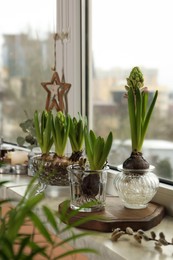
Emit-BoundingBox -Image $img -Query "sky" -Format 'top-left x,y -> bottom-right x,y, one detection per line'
92,0 -> 173,87
0,0 -> 56,67
0,0 -> 56,36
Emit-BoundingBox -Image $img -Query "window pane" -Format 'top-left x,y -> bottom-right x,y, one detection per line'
91,0 -> 173,181
0,0 -> 56,143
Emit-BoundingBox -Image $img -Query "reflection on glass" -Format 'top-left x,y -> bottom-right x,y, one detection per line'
91,0 -> 173,181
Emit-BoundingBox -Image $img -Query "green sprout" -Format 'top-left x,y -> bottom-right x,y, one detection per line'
69,114 -> 86,154
52,111 -> 70,157
0,178 -> 98,259
126,67 -> 158,152
34,110 -> 53,155
84,129 -> 113,170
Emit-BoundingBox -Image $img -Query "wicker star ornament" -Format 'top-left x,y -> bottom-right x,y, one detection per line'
41,71 -> 71,114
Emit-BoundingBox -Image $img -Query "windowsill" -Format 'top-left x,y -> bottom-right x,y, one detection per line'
0,172 -> 173,260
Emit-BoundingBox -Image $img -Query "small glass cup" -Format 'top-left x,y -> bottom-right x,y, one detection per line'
67,164 -> 108,212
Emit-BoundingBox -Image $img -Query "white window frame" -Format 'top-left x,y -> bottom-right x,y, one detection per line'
56,0 -> 84,117
57,0 -> 173,217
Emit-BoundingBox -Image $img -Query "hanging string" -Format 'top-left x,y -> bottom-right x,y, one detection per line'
66,0 -> 69,33
51,33 -> 59,71
61,0 -> 65,82
52,0 -> 70,79
61,0 -> 63,32
61,38 -> 65,82
64,0 -> 69,82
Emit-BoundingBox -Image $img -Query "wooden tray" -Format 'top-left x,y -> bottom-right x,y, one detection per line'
58,197 -> 165,232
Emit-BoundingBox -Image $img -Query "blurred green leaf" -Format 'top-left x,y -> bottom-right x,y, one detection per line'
0,179 -> 98,259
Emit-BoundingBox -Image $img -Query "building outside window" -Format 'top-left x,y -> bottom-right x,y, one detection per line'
0,0 -> 81,145
90,0 -> 173,182
0,0 -> 56,142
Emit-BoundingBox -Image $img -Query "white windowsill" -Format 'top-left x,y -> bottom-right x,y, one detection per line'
0,172 -> 173,260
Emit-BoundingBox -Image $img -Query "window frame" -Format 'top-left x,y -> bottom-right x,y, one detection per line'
78,0 -> 173,215
56,0 -> 82,117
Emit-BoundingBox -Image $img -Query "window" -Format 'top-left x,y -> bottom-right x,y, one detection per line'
0,0 -> 81,145
0,0 -> 56,143
90,0 -> 173,182
1,0 -> 173,184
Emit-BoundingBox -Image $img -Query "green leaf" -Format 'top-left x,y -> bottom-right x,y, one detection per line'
77,119 -> 85,150
135,87 -> 142,151
99,132 -> 113,169
141,91 -> 148,122
85,129 -> 113,170
128,88 -> 137,150
69,116 -> 85,153
41,110 -> 46,138
15,236 -> 31,259
33,110 -> 53,154
57,231 -> 94,246
69,117 -> 78,151
0,237 -> 14,259
52,112 -> 70,156
34,110 -> 42,146
29,211 -> 53,243
90,130 -> 97,145
140,90 -> 158,150
62,115 -> 70,153
93,137 -> 104,169
84,128 -> 95,169
0,178 -> 97,259
42,206 -> 59,232
43,111 -> 53,153
54,248 -> 98,259
126,67 -> 158,152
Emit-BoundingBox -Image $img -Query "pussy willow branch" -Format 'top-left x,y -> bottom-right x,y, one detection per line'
111,227 -> 173,248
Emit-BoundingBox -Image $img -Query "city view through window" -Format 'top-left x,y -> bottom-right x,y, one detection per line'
0,0 -> 56,142
91,0 -> 173,181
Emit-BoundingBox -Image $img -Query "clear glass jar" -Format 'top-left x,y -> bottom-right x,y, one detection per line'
67,165 -> 108,212
114,165 -> 159,209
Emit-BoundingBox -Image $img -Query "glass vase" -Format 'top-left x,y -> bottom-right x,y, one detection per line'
32,154 -> 71,183
67,165 -> 108,212
114,165 -> 159,209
